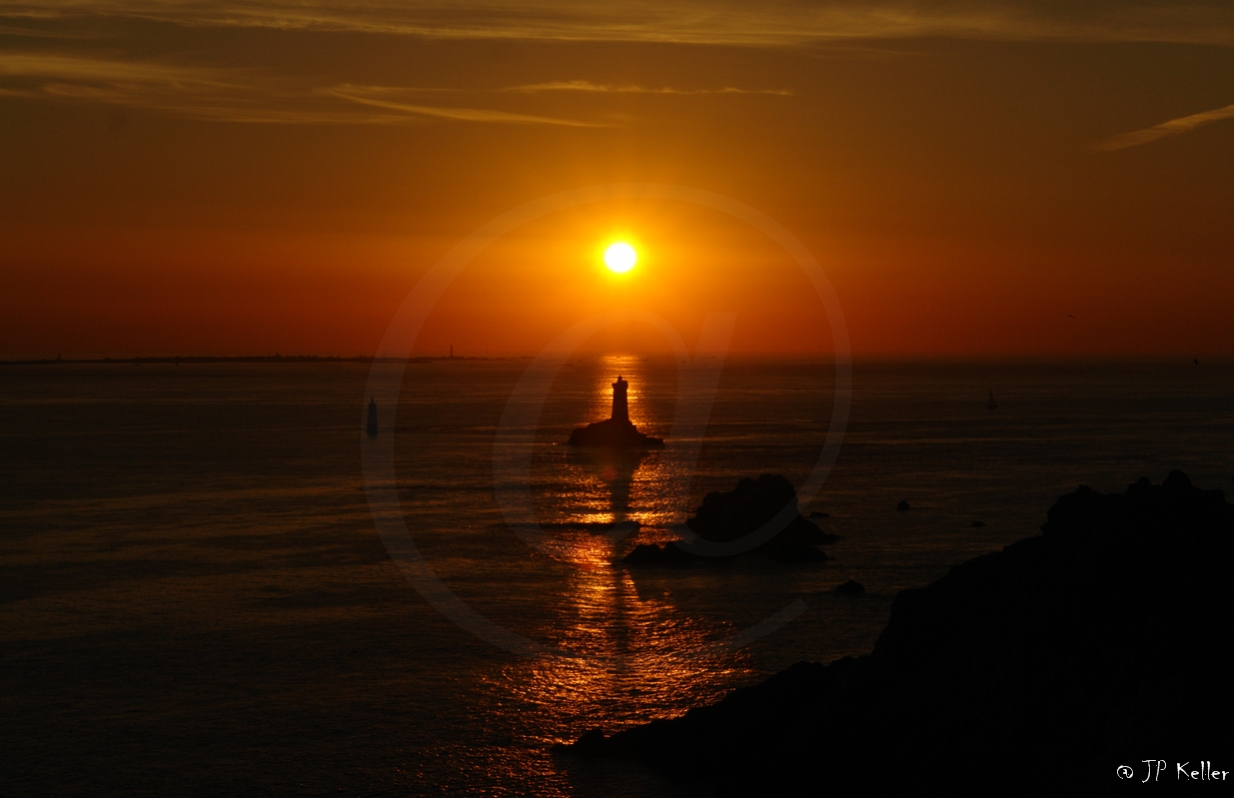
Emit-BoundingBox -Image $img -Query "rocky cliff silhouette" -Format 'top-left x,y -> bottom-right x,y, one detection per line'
559,472 -> 1233,796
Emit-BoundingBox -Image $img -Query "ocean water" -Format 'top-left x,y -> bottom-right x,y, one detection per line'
1,357 -> 1230,795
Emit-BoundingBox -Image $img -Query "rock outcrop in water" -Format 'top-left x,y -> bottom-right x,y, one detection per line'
622,542 -> 696,565
567,376 -> 664,450
564,472 -> 1234,796
622,473 -> 834,565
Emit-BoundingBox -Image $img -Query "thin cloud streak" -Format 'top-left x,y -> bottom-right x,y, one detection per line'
508,80 -> 793,95
38,81 -> 418,124
0,51 -> 236,84
325,84 -> 607,126
1,0 -> 1229,45
0,52 -> 608,126
1096,105 -> 1233,151
0,23 -> 108,38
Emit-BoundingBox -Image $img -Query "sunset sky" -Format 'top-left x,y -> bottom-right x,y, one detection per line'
0,1 -> 1230,358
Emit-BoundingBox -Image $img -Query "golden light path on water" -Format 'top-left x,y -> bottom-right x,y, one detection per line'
539,355 -> 691,534
475,355 -> 755,785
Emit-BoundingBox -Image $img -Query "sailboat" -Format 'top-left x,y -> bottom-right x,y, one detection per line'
986,390 -> 998,410
366,397 -> 379,437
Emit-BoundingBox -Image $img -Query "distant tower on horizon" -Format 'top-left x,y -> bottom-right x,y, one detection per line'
611,375 -> 630,423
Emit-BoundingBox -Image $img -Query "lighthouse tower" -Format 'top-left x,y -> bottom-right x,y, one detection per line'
611,376 -> 630,423
568,374 -> 662,449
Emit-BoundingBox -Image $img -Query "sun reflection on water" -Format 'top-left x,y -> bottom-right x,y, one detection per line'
530,354 -> 689,540
481,531 -> 754,747
482,357 -> 754,756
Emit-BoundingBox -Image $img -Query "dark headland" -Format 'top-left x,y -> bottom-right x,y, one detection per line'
568,376 -> 663,450
557,472 -> 1234,797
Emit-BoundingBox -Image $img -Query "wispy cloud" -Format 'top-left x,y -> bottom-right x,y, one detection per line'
0,22 -> 105,38
0,51 -> 232,84
0,51 -> 607,126
508,80 -> 792,95
36,80 -> 408,124
1096,105 -> 1233,151
1,1 -> 1228,45
324,84 -> 606,126
0,51 -> 774,127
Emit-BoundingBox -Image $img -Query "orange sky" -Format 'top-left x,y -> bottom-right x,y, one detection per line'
0,3 -> 1230,358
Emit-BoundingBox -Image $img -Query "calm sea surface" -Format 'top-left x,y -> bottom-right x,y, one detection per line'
1,358 -> 1230,795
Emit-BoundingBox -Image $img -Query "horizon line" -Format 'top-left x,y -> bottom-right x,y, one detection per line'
1,353 -> 1225,366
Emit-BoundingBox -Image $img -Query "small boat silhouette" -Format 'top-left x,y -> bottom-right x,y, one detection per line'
366,397 -> 379,437
987,390 -> 998,410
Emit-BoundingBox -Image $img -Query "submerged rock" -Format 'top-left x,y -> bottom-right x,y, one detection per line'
622,544 -> 664,565
896,500 -> 911,512
566,472 -> 1234,796
621,542 -> 695,565
835,579 -> 865,595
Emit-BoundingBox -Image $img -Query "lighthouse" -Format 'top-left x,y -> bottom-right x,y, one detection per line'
567,375 -> 662,450
611,375 -> 630,423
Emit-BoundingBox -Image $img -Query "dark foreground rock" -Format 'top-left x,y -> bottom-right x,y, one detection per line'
623,474 -> 834,565
564,472 -> 1234,796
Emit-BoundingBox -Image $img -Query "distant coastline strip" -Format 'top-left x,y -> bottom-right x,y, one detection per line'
0,355 -> 511,366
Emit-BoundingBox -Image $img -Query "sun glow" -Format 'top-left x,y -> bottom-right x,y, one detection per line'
603,242 -> 637,273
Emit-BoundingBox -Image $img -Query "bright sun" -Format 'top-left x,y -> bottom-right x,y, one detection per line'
603,242 -> 637,273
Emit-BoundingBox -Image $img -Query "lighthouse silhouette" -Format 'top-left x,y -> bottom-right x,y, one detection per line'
611,376 -> 630,423
567,375 -> 662,450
